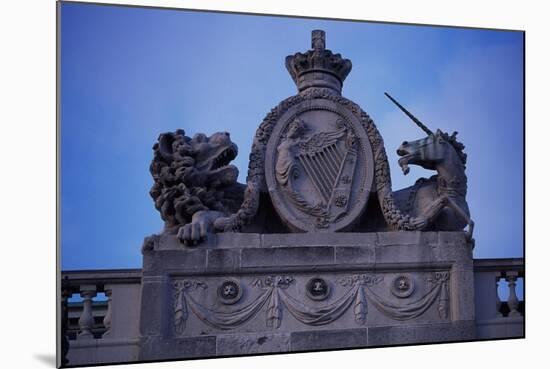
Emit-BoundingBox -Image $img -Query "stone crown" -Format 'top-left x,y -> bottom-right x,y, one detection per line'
285,30 -> 352,95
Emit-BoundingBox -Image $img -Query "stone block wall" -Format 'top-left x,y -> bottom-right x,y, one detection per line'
139,231 -> 476,360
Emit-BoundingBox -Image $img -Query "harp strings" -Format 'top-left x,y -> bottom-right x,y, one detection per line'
299,142 -> 345,202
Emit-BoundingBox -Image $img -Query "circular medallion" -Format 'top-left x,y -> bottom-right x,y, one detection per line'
306,277 -> 330,300
217,280 -> 242,305
265,97 -> 375,232
391,275 -> 415,298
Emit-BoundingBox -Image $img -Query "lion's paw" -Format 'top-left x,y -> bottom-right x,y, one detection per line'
177,221 -> 209,246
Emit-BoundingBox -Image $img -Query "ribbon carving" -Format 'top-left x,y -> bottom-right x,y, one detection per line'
173,280 -> 207,334
429,271 -> 450,319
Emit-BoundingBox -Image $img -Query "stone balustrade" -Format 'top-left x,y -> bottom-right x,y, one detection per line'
60,269 -> 142,366
473,258 -> 524,339
60,258 -> 524,366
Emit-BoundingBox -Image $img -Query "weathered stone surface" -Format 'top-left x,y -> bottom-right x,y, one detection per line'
374,231 -> 470,265
207,249 -> 240,271
139,276 -> 169,336
157,234 -> 183,250
154,233 -> 262,251
140,336 -> 216,360
262,232 -> 376,248
67,338 -> 140,366
241,246 -> 334,268
143,249 -> 206,274
106,283 -> 141,339
433,232 -> 472,263
476,317 -> 524,339
290,329 -> 367,351
375,243 -> 434,264
449,268 -> 476,321
155,233 -> 216,250
217,333 -> 290,355
377,231 -> 423,246
334,246 -> 375,265
216,232 -> 261,248
438,231 -> 468,246
474,271 -> 502,321
420,231 -> 439,245
366,321 -> 476,346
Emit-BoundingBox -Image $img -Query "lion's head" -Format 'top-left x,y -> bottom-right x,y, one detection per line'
149,129 -> 239,233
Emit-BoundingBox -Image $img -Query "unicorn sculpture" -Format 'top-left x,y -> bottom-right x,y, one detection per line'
386,93 -> 474,242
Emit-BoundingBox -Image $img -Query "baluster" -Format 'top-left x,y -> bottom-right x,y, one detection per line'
505,271 -> 521,317
77,285 -> 97,339
102,288 -> 112,338
495,273 -> 502,317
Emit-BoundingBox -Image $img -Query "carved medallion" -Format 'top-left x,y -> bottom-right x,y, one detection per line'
391,275 -> 415,298
306,277 -> 330,301
265,102 -> 374,232
218,280 -> 242,305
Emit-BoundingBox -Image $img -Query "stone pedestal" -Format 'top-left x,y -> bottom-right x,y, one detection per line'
139,231 -> 475,360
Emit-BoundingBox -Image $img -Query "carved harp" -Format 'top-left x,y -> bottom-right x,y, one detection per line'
297,127 -> 358,220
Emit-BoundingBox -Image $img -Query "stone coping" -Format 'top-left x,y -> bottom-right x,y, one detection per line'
142,231 -> 472,275
60,257 -> 524,277
154,231 -> 466,250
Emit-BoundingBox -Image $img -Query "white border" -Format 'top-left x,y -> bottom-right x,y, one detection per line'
2,0 -> 547,368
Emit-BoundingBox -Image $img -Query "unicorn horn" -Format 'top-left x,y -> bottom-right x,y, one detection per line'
384,92 -> 433,136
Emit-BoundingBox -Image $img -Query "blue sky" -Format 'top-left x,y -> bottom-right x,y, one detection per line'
60,3 -> 523,270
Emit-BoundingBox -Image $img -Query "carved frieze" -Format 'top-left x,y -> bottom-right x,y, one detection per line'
172,271 -> 450,335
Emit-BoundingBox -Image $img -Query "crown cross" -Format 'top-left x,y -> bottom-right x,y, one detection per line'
312,30 -> 326,51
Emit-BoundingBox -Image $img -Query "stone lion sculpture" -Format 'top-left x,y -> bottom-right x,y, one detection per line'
146,129 -> 244,246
